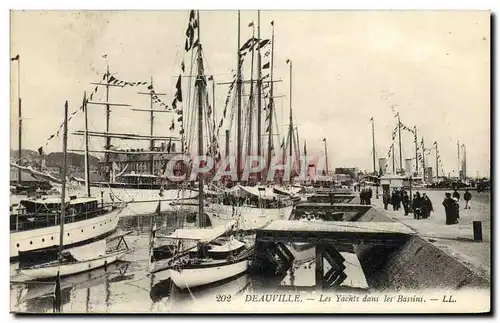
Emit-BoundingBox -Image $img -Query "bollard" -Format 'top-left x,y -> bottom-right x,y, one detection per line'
473,221 -> 483,241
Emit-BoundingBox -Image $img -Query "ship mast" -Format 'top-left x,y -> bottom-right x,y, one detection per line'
136,77 -> 168,175
236,11 -> 242,182
58,101 -> 69,262
286,58 -> 293,182
247,21 -> 256,160
371,117 -> 376,174
414,126 -> 418,176
421,137 -> 426,182
257,11 -> 262,180
266,21 -> 275,181
105,65 -> 111,181
397,112 -> 403,174
83,92 -> 91,197
196,10 -> 205,227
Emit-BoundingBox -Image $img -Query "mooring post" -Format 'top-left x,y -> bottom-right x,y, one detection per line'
473,221 -> 483,241
315,244 -> 324,291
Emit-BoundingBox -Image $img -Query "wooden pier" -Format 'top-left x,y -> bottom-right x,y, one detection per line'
291,203 -> 372,221
306,193 -> 357,204
251,220 -> 415,290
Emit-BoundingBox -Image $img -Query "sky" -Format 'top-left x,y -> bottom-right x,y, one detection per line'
9,10 -> 491,177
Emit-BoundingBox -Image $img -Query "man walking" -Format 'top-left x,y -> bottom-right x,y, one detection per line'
402,190 -> 410,216
366,187 -> 373,205
464,189 -> 472,209
383,190 -> 391,210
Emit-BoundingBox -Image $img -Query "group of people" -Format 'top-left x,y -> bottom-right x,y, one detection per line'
382,188 -> 434,220
441,189 -> 473,225
359,188 -> 373,205
381,186 -> 474,225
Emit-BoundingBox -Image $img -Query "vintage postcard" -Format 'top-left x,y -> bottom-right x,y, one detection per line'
9,9 -> 491,314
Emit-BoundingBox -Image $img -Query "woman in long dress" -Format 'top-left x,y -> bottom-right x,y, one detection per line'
442,193 -> 459,225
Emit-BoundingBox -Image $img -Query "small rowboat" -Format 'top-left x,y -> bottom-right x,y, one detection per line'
17,232 -> 131,280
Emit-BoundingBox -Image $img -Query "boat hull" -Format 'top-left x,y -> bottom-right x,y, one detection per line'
83,187 -> 197,217
10,207 -> 123,258
19,250 -> 128,280
206,204 -> 294,230
169,258 -> 248,289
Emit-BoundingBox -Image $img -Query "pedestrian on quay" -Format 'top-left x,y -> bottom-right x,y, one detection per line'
391,188 -> 401,211
412,192 -> 422,220
366,187 -> 373,205
421,193 -> 433,219
402,190 -> 410,216
464,189 -> 472,209
442,192 -> 459,225
452,189 -> 460,202
382,190 -> 391,210
359,189 -> 365,205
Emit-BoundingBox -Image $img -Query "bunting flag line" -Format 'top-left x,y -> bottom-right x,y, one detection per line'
37,82 -> 103,154
399,121 -> 415,134
107,75 -> 148,87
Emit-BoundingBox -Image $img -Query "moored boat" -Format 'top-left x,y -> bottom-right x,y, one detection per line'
10,196 -> 125,259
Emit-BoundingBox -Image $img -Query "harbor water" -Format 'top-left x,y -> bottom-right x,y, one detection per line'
10,189 -> 490,313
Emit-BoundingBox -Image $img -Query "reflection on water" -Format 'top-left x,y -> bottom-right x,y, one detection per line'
11,212 -> 370,313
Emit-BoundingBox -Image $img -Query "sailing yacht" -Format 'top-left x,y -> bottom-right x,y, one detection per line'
160,220 -> 252,289
148,10 -> 255,290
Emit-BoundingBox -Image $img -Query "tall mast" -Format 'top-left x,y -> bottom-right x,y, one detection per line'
247,22 -> 255,158
457,140 -> 460,179
83,92 -> 91,197
287,58 -> 293,182
392,143 -> 395,174
196,10 -> 205,227
371,117 -> 376,174
58,101 -> 69,263
295,127 -> 300,172
266,20 -> 275,180
149,77 -> 155,174
136,77 -> 167,175
422,137 -> 426,182
236,11 -> 242,182
257,10 -> 262,179
105,65 -> 111,181
14,55 -> 22,183
435,141 -> 439,180
463,144 -> 467,180
324,138 -> 329,175
397,113 -> 402,174
414,125 -> 418,175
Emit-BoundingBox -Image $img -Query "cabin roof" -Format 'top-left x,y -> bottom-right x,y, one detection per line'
120,173 -> 158,178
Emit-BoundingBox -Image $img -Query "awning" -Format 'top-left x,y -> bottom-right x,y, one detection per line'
164,219 -> 237,244
67,239 -> 106,261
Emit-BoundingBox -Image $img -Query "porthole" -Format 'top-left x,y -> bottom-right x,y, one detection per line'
51,237 -> 54,240
81,229 -> 84,233
16,243 -> 19,248
42,238 -> 45,242
93,226 -> 95,229
29,241 -> 33,245
100,223 -> 102,227
67,233 -> 70,236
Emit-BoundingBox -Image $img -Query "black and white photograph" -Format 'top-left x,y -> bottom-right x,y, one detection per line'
8,8 -> 491,314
